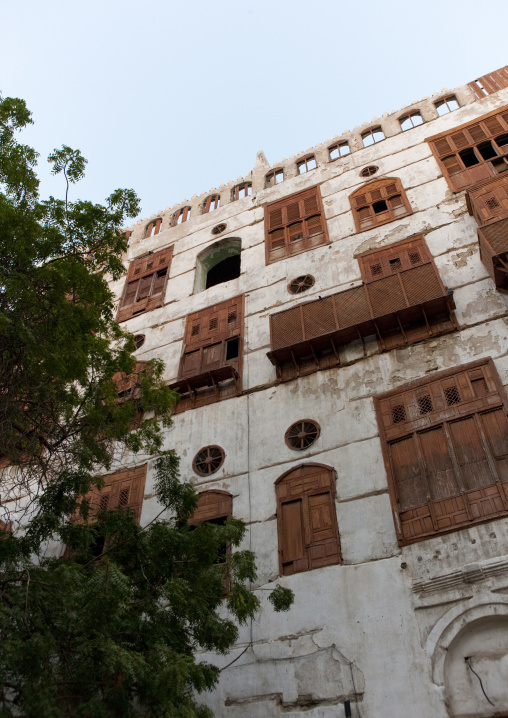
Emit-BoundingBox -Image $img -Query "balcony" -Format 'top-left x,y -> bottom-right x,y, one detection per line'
267,263 -> 456,382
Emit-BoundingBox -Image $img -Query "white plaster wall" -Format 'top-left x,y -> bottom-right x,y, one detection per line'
94,82 -> 508,717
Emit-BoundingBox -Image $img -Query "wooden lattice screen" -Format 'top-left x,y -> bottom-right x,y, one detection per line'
374,359 -> 508,545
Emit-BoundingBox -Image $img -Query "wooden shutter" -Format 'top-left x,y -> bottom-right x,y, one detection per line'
264,186 -> 329,264
276,464 -> 340,576
466,175 -> 508,227
116,246 -> 173,322
375,358 -> 508,545
89,464 -> 147,522
349,178 -> 412,233
268,235 -> 455,375
427,105 -> 508,192
468,66 -> 508,98
189,491 -> 232,525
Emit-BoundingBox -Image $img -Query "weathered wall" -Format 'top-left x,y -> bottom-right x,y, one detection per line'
26,76 -> 508,717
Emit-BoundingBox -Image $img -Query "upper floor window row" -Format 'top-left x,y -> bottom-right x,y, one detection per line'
297,155 -> 317,174
435,95 -> 460,116
231,182 -> 252,201
427,105 -> 508,192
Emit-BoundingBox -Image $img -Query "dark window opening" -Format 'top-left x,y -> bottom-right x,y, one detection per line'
459,148 -> 480,167
496,134 -> 508,148
492,157 -> 508,173
206,254 -> 241,289
373,200 -> 388,214
226,337 -> 239,360
477,141 -> 498,160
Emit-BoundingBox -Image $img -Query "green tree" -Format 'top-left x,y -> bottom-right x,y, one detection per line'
0,96 -> 292,717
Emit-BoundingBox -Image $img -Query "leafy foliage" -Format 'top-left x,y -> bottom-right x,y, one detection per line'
0,96 -> 293,717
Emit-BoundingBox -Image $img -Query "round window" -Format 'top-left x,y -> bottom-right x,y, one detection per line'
211,223 -> 227,235
193,446 -> 225,476
133,334 -> 145,350
285,420 -> 320,451
360,166 -> 378,177
287,275 -> 315,295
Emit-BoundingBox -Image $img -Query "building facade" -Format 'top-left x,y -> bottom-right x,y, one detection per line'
110,66 -> 508,717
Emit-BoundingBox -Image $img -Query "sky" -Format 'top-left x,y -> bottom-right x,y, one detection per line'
2,0 -> 508,222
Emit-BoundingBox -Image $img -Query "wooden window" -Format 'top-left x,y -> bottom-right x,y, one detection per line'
264,185 -> 329,264
265,169 -> 284,187
399,112 -> 423,131
267,236 -> 457,382
285,420 -> 320,450
231,182 -> 252,201
193,446 -> 225,476
287,274 -> 315,295
349,177 -> 412,232
123,230 -> 132,246
329,142 -> 350,160
427,105 -> 508,192
297,155 -> 317,174
87,464 -> 147,522
374,358 -> 508,545
170,296 -> 244,413
468,65 -> 508,99
145,218 -> 162,238
467,175 -> 508,227
435,95 -> 459,116
362,126 -> 385,147
116,246 -> 173,323
203,194 -> 220,213
276,464 -> 340,576
189,490 -> 232,526
172,206 -> 191,226
133,334 -> 145,350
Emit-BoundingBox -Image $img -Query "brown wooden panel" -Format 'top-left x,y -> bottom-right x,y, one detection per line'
117,247 -> 173,322
419,426 -> 460,501
264,186 -> 329,264
349,177 -> 412,234
190,490 -> 232,525
449,416 -> 493,490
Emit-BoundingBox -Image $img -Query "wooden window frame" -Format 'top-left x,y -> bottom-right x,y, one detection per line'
434,95 -> 460,116
189,490 -> 232,526
87,464 -> 147,522
264,185 -> 329,265
170,295 -> 244,413
145,218 -> 163,239
267,235 -> 457,382
265,168 -> 284,187
374,358 -> 508,546
468,65 -> 508,99
276,463 -> 341,576
203,194 -> 220,213
361,126 -> 385,147
171,206 -> 191,226
231,182 -> 252,201
116,246 -> 173,323
296,155 -> 317,174
399,111 -> 424,131
349,177 -> 412,233
329,142 -> 350,160
427,105 -> 508,192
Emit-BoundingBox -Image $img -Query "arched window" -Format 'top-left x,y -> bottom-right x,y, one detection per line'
193,237 -> 241,293
172,206 -> 191,226
203,194 -> 220,213
145,218 -> 162,238
231,182 -> 252,201
189,490 -> 232,526
361,126 -> 385,147
435,95 -> 459,116
297,155 -> 317,174
275,464 -> 340,576
329,142 -> 350,160
265,168 -> 284,187
349,177 -> 412,232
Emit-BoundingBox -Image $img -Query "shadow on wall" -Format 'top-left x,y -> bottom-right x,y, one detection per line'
194,238 -> 241,293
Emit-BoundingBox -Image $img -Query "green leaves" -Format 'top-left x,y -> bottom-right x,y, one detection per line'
47,146 -> 87,184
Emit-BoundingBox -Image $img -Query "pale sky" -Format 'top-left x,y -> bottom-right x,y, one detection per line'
2,0 -> 507,220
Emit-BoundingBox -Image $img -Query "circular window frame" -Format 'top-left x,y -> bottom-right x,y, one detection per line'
284,420 -> 321,451
192,445 -> 225,476
211,223 -> 227,236
287,275 -> 315,295
360,166 -> 379,178
133,334 -> 145,350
